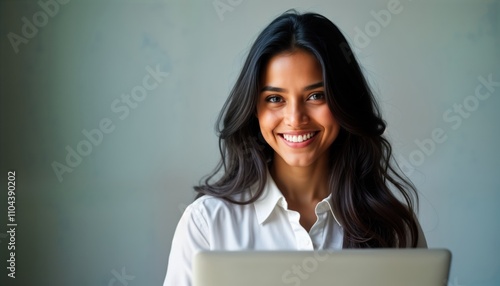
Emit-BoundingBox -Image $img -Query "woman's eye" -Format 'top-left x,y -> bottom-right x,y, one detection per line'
266,96 -> 283,103
308,92 -> 325,101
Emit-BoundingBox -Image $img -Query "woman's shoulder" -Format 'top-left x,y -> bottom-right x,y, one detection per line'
189,194 -> 234,211
186,192 -> 254,218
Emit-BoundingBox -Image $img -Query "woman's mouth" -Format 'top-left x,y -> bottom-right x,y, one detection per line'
280,132 -> 318,143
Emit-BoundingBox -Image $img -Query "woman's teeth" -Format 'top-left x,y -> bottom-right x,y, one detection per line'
282,132 -> 315,143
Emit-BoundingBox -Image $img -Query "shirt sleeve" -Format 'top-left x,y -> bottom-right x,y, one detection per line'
163,203 -> 210,286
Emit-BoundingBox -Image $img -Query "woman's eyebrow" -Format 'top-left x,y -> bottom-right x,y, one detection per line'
260,81 -> 324,93
260,86 -> 285,93
304,81 -> 324,91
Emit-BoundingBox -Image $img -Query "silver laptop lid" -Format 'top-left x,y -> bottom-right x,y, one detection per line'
193,249 -> 451,286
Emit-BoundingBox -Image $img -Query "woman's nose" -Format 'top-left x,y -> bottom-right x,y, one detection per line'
284,101 -> 309,127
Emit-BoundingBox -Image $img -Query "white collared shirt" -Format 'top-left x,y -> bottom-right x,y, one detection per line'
163,174 -> 343,286
163,174 -> 426,286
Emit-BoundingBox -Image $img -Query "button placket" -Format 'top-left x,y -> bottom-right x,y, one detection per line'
284,208 -> 314,250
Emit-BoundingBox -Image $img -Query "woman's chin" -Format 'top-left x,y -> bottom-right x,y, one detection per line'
275,154 -> 317,169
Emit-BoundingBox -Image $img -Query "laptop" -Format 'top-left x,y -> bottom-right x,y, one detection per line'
193,249 -> 451,286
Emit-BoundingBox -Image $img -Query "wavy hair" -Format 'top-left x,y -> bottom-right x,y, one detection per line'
195,10 -> 419,248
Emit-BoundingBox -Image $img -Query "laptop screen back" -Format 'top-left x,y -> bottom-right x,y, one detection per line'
193,249 -> 451,286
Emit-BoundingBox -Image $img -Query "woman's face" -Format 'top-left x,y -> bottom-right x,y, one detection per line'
256,49 -> 340,168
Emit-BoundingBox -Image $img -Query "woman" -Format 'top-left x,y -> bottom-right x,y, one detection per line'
164,10 -> 426,286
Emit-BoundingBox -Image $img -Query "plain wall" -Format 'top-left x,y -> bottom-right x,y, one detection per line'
0,0 -> 499,285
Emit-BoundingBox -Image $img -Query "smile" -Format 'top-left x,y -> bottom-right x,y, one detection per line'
280,132 -> 317,143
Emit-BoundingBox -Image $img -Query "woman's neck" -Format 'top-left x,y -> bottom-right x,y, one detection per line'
269,155 -> 330,205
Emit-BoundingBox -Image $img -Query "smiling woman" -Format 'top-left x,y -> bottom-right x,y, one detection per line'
257,50 -> 340,167
164,10 -> 426,286
256,50 -> 342,230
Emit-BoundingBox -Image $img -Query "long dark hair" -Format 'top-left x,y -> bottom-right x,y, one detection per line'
195,10 -> 419,248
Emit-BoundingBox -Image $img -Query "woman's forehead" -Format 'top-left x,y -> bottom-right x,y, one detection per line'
261,50 -> 323,88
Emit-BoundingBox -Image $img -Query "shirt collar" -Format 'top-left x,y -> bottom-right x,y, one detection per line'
252,170 -> 342,226
252,171 -> 342,227
252,170 -> 286,225
318,193 -> 343,227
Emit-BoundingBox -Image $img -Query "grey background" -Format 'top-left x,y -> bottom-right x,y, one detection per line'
0,0 -> 499,285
